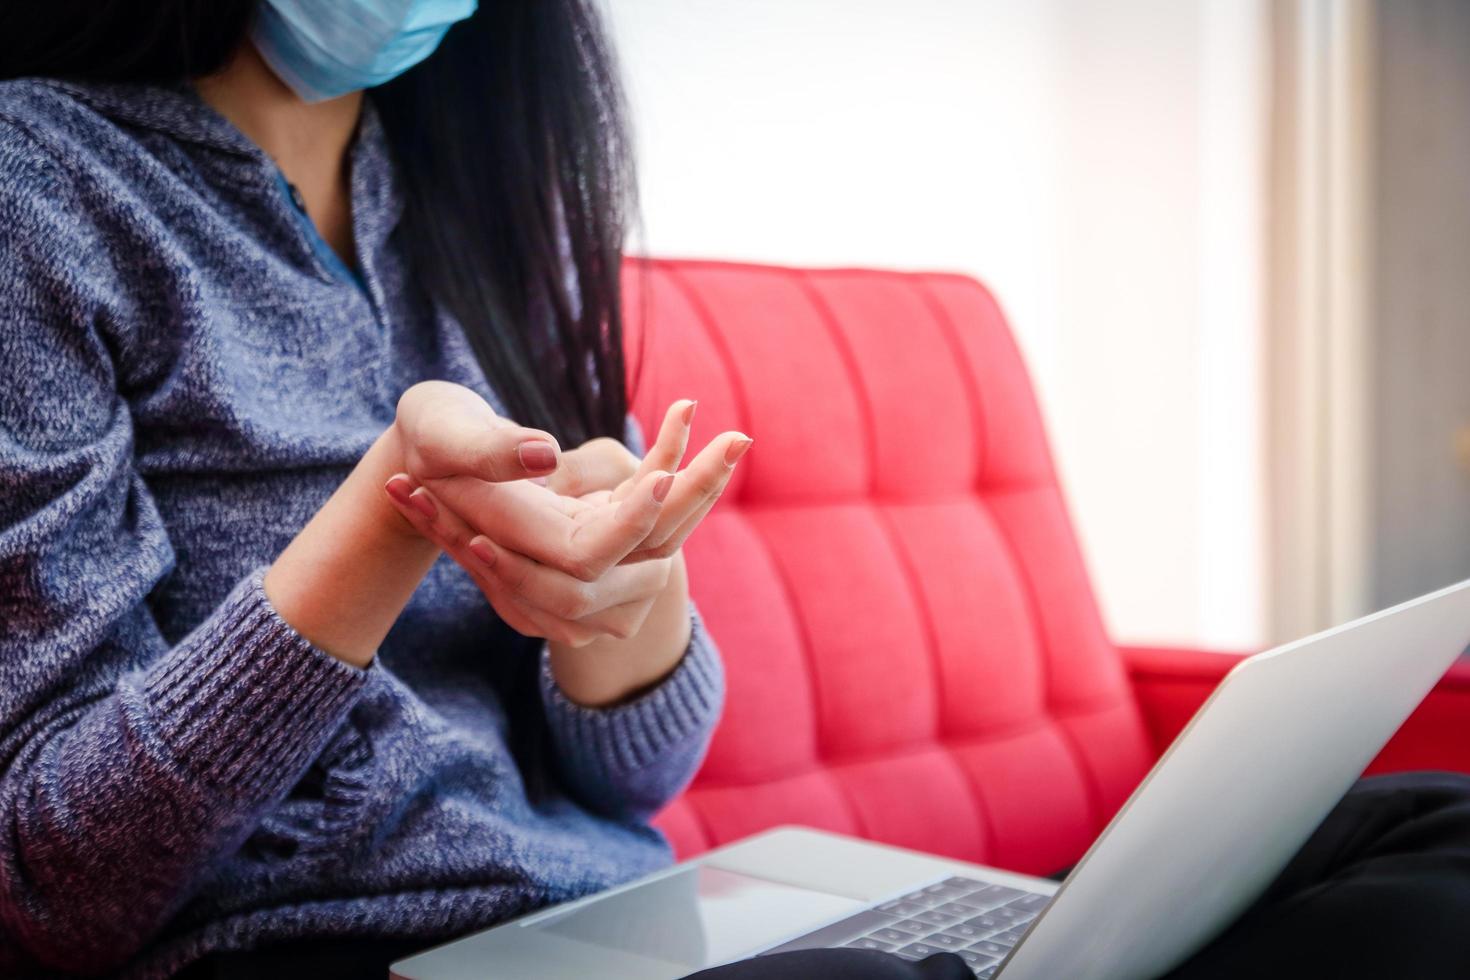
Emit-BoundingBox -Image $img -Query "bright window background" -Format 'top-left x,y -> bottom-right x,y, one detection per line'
605,0 -> 1270,650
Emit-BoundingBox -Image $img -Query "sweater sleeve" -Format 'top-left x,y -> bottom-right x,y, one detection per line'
539,605 -> 724,822
0,119 -> 369,975
536,415 -> 725,822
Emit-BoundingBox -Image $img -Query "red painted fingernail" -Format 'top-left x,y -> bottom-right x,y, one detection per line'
682,400 -> 698,425
517,440 -> 557,474
653,473 -> 675,502
724,437 -> 754,466
384,475 -> 414,504
409,489 -> 437,519
468,537 -> 496,566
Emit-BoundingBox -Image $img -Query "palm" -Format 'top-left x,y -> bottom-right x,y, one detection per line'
416,474 -> 633,565
383,398 -> 750,646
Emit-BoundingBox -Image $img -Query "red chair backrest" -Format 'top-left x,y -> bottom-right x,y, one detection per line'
625,259 -> 1153,875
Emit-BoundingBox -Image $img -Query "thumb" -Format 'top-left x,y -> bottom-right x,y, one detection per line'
431,417 -> 562,483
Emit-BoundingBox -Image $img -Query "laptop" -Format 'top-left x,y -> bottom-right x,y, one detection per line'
391,579 -> 1470,980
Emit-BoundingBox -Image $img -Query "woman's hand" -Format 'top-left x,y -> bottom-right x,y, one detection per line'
382,399 -> 751,648
388,469 -> 679,648
262,381 -> 565,668
543,400 -> 753,563
393,379 -> 563,484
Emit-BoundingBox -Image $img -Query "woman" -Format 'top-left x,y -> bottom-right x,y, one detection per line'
0,0 -> 747,975
1,3 -> 1468,979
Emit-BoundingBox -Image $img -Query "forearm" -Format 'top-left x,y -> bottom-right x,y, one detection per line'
265,426 -> 440,667
2,574 -> 373,973
2,430 -> 431,970
547,552 -> 694,707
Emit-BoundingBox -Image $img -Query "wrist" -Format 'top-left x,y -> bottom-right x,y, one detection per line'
548,552 -> 692,707
264,425 -> 441,668
364,424 -> 432,545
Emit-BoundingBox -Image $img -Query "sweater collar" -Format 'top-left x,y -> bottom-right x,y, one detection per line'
42,78 -> 266,159
45,77 -> 405,246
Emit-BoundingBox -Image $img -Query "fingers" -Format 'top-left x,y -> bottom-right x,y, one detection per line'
589,596 -> 661,642
453,423 -> 562,484
385,474 -> 650,646
544,437 -> 638,498
425,474 -> 662,578
508,600 -> 606,647
385,474 -> 549,635
542,399 -> 696,501
624,492 -> 719,564
459,554 -> 608,648
622,431 -> 752,563
426,477 -> 585,562
386,472 -> 466,548
499,593 -> 656,648
466,534 -> 671,632
612,400 -> 697,503
563,469 -> 677,578
469,564 -> 606,647
399,381 -> 562,483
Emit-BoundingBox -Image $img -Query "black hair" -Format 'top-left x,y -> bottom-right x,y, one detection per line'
0,0 -> 634,447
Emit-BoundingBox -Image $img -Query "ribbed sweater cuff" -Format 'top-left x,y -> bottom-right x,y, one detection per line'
540,604 -> 724,777
142,569 -> 369,798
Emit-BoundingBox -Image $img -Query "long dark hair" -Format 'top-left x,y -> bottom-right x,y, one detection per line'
0,0 -> 633,447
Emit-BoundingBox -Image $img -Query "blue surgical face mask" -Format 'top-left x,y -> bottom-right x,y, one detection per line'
252,0 -> 479,103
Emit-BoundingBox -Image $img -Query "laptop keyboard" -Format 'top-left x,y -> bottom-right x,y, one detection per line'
760,875 -> 1050,978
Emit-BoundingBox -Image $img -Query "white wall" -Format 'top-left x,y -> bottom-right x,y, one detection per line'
606,0 -> 1268,650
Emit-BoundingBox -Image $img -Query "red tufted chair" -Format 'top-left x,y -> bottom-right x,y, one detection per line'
623,258 -> 1470,876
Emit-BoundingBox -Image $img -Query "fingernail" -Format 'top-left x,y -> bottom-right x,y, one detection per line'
653,473 -> 675,502
682,400 -> 698,425
724,437 -> 754,466
530,476 -> 549,487
518,440 -> 557,474
468,537 -> 496,566
384,475 -> 414,504
409,489 -> 437,519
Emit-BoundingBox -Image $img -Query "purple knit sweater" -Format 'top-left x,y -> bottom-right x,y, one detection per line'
0,78 -> 723,978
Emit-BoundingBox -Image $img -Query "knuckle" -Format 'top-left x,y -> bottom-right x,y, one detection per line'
554,588 -> 592,621
398,380 -> 459,426
560,450 -> 588,479
501,563 -> 533,596
397,507 -> 429,532
546,461 -> 580,495
695,470 -> 727,497
475,446 -> 510,483
395,381 -> 429,419
592,438 -> 639,473
562,556 -> 601,583
563,630 -> 596,648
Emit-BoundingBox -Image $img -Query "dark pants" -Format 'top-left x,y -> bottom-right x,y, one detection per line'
186,773 -> 1470,980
